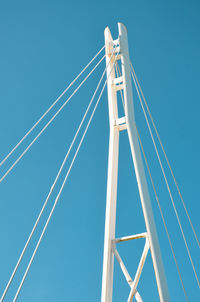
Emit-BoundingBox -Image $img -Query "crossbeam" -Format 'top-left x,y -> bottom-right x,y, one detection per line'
112,233 -> 149,302
114,232 -> 147,243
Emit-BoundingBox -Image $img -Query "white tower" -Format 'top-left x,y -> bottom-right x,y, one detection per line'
101,23 -> 170,302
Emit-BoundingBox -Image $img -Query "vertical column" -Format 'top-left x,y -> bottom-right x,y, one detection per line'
101,28 -> 119,302
118,22 -> 170,302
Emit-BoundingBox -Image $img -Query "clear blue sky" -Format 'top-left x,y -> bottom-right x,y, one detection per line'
0,0 -> 199,301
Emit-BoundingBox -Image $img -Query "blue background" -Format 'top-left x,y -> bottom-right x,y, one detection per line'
0,0 -> 199,301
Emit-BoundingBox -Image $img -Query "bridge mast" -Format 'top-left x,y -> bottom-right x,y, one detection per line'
101,23 -> 170,302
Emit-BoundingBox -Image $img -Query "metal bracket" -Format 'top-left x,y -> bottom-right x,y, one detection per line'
105,39 -> 121,60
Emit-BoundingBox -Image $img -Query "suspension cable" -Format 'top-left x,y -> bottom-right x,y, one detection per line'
130,62 -> 200,250
12,51 -> 119,302
0,48 -> 114,302
136,125 -> 189,302
0,55 -> 105,184
0,45 -> 105,168
130,65 -> 200,288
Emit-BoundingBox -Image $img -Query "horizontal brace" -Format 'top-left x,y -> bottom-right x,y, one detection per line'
113,83 -> 124,91
115,116 -> 126,125
114,232 -> 147,243
114,124 -> 127,131
118,124 -> 127,131
114,116 -> 127,131
112,76 -> 123,85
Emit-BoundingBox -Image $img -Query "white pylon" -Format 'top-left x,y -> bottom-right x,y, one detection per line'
101,23 -> 170,302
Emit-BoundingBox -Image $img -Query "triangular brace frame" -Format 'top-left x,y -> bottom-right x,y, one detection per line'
101,23 -> 170,302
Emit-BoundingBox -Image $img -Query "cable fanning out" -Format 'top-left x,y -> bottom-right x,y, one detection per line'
12,51 -> 119,302
136,125 -> 189,302
130,63 -> 200,288
0,54 -> 105,184
0,47 -> 117,302
130,61 -> 200,250
0,53 -> 109,302
0,45 -> 105,168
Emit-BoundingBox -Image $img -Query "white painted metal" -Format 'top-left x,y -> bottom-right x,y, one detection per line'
128,238 -> 149,302
101,23 -> 170,302
112,243 -> 133,286
101,27 -> 119,302
114,83 -> 124,91
114,232 -> 147,243
135,292 -> 143,302
115,116 -> 126,126
113,234 -> 148,301
113,76 -> 123,85
118,22 -> 170,302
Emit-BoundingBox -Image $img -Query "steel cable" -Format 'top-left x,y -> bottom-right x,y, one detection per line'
12,51 -> 119,302
0,48 -> 115,302
0,45 -> 105,168
0,55 -> 105,184
136,126 -> 189,302
130,65 -> 200,288
130,62 -> 200,250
